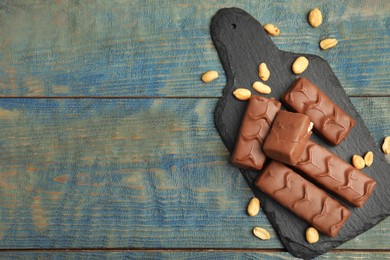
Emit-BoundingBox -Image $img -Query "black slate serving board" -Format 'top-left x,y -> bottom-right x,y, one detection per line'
211,7 -> 390,259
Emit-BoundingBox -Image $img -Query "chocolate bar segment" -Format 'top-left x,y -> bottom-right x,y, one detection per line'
231,96 -> 281,170
263,110 -> 312,165
294,140 -> 376,207
282,78 -> 355,145
255,161 -> 350,237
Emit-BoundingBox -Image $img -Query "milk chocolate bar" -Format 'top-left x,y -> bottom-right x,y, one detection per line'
263,110 -> 312,165
231,96 -> 281,170
255,161 -> 350,237
294,140 -> 376,207
282,78 -> 355,145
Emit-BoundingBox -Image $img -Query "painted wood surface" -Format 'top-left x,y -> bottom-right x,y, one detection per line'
0,0 -> 389,97
0,98 -> 388,251
0,251 -> 389,260
0,0 -> 389,259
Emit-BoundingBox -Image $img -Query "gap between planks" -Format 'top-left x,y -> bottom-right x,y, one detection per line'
0,248 -> 388,253
0,95 -> 388,99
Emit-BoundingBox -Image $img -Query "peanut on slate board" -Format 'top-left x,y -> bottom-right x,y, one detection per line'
233,88 -> 251,100
292,56 -> 309,74
352,155 -> 365,169
258,63 -> 270,81
306,227 -> 319,244
253,81 -> 272,94
364,151 -> 374,167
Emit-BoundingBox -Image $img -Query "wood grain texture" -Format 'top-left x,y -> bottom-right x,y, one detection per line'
0,0 -> 389,258
0,0 -> 389,97
0,98 -> 388,250
0,251 -> 389,260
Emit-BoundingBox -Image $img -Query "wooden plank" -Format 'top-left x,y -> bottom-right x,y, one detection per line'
0,98 -> 388,249
0,251 -> 389,259
0,0 -> 389,97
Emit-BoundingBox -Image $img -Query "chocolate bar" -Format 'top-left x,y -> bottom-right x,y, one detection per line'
282,78 -> 355,145
294,140 -> 376,207
231,96 -> 281,170
255,161 -> 350,237
263,110 -> 312,165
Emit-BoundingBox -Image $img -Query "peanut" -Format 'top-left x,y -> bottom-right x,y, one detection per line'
233,88 -> 251,101
264,24 -> 280,36
201,70 -> 219,83
247,197 -> 260,217
383,137 -> 390,154
306,227 -> 319,244
308,8 -> 322,28
258,63 -> 270,81
364,151 -> 374,167
292,56 -> 309,74
352,155 -> 365,169
320,38 -> 338,50
253,81 -> 271,94
253,227 -> 271,240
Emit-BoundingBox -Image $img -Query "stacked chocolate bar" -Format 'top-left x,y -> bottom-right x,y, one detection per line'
231,78 -> 376,238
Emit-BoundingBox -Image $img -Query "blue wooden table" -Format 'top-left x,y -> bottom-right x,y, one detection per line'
0,1 -> 389,259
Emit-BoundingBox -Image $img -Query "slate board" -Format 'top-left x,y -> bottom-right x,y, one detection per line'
211,7 -> 390,259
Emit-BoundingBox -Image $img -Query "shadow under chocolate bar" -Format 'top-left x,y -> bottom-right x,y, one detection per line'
231,96 -> 281,170
255,160 -> 350,237
294,140 -> 376,207
282,78 -> 355,145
